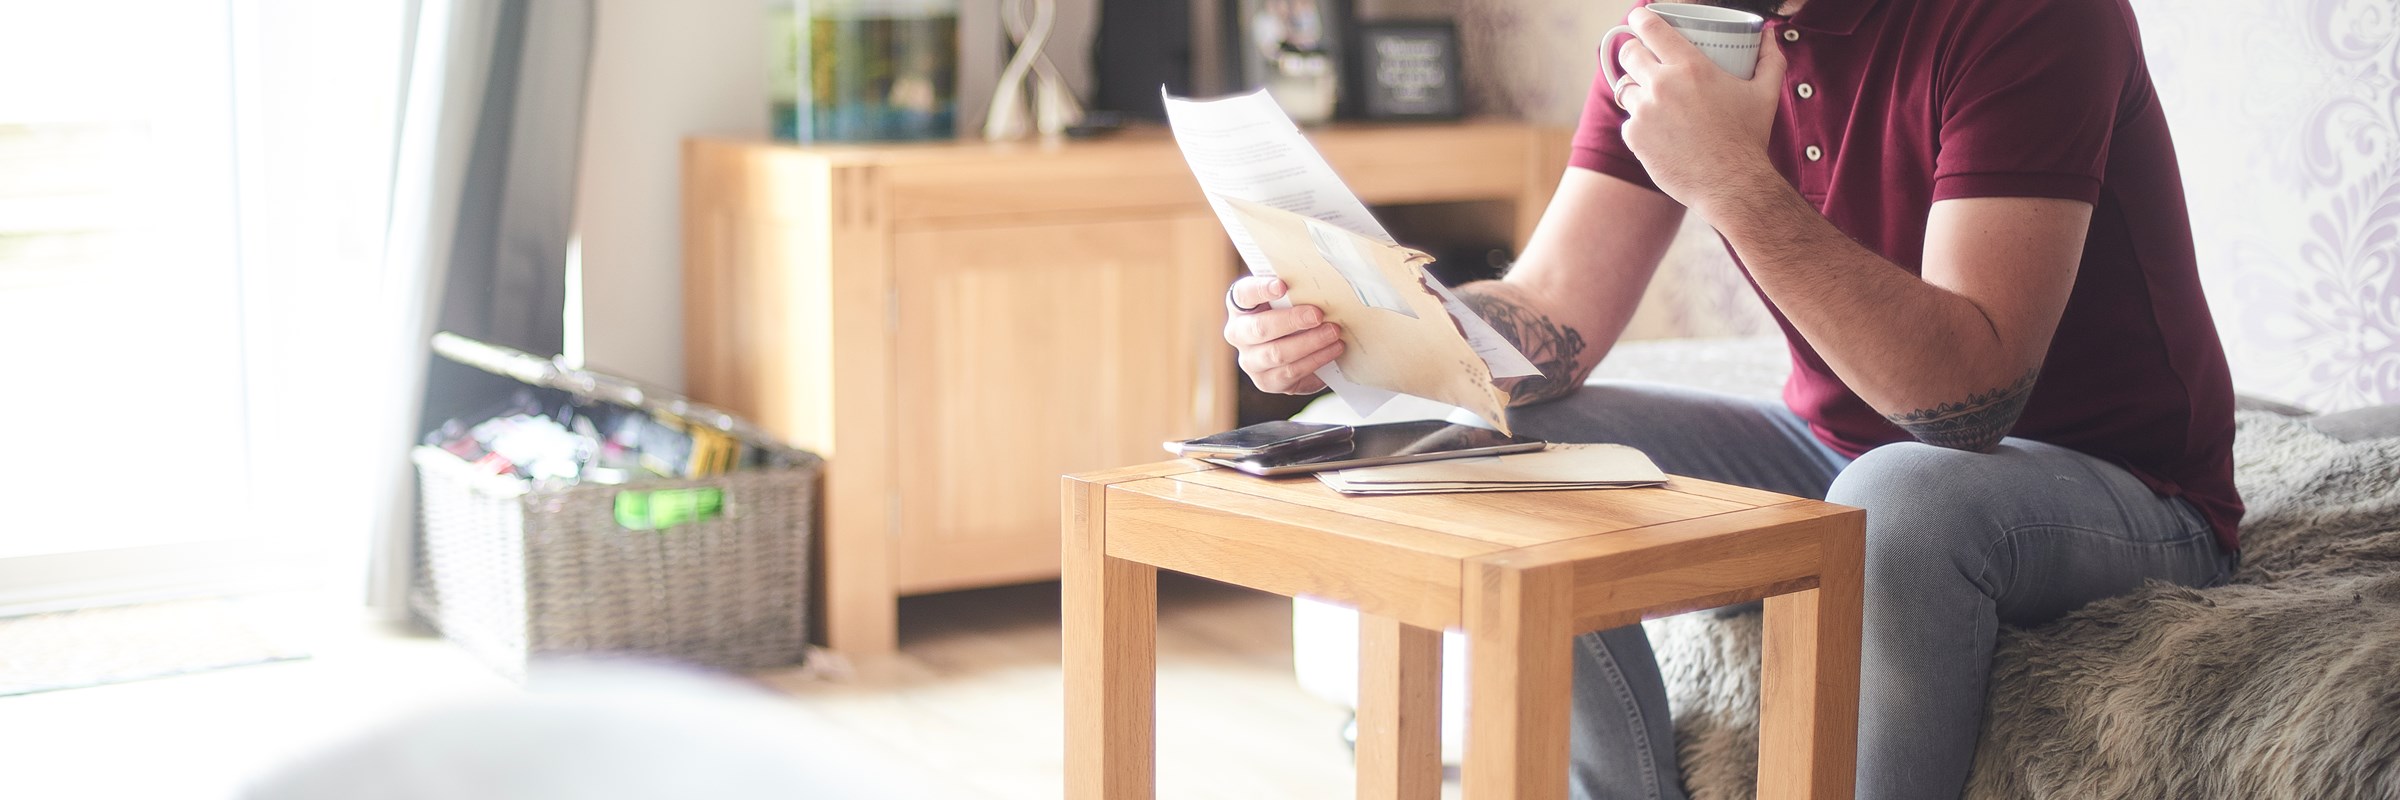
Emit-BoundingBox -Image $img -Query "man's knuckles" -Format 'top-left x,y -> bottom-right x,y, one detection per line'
1227,312 -> 1284,346
1272,363 -> 1315,386
1629,12 -> 1684,51
1222,317 -> 1259,346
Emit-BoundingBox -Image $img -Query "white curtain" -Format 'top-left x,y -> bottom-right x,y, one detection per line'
0,2 -> 420,614
368,0 -> 593,615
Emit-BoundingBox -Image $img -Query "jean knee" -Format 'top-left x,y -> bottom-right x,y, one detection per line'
1500,400 -> 1590,444
1504,383 -> 1664,444
1828,442 -> 2005,592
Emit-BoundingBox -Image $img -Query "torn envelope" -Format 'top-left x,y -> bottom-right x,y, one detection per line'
1161,89 -> 1536,424
1221,196 -> 1513,433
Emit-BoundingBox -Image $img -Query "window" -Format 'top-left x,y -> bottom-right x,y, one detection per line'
0,0 -> 405,610
0,1 -> 250,558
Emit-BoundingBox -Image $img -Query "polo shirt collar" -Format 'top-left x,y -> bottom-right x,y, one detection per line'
1786,0 -> 1879,35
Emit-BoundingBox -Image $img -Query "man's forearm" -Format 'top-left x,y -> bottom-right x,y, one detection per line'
1700,172 -> 2038,450
1456,281 -> 1596,407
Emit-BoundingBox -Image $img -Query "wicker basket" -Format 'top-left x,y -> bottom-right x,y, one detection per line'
410,446 -> 818,681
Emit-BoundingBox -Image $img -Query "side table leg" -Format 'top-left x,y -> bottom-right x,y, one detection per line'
1463,561 -> 1575,800
1759,515 -> 1865,800
1358,615 -> 1442,800
1064,481 -> 1158,800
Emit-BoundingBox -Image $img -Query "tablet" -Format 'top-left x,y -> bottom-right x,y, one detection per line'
1200,420 -> 1544,476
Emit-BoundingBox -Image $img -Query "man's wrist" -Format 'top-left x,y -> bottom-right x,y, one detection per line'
1687,158 -> 1788,224
1692,161 -> 1811,244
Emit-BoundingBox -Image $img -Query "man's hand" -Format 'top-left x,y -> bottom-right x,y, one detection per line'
1613,10 -> 1788,213
1223,275 -> 1343,394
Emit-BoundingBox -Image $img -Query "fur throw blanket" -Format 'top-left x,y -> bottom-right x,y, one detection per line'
1653,411 -> 2400,799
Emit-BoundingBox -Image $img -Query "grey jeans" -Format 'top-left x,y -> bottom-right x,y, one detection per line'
1507,381 -> 2236,800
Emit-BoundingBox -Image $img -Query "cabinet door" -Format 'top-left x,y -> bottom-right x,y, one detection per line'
890,215 -> 1235,593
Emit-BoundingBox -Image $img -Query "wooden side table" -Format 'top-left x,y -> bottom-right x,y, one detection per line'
1063,461 -> 1864,800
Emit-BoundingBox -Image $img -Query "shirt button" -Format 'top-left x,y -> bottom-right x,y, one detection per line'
1783,28 -> 1800,42
1796,82 -> 1815,99
1805,145 -> 1825,162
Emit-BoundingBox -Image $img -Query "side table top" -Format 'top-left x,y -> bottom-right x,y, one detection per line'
1086,459 -> 1815,547
1070,459 -> 1863,631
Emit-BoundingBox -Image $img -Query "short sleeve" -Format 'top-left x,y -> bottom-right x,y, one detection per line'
1932,0 -> 2136,204
1569,2 -> 1664,193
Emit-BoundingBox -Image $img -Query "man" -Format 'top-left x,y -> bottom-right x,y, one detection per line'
1221,0 -> 2242,796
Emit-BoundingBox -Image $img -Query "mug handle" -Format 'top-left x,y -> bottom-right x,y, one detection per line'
1598,25 -> 1637,107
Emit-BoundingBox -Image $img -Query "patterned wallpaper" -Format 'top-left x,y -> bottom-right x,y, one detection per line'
1460,0 -> 2400,410
2134,0 -> 2400,411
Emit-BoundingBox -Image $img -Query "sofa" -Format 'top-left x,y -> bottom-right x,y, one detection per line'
1291,335 -> 2400,798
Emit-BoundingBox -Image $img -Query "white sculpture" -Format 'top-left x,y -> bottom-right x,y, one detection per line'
983,0 -> 1085,140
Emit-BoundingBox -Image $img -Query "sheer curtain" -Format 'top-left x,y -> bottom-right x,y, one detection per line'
0,0 -> 589,615
368,0 -> 592,614
0,2 -> 415,613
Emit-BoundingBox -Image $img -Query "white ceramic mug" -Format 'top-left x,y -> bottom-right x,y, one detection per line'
1600,2 -> 1768,88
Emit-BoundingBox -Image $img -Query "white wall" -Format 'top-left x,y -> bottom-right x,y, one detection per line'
573,0 -> 767,390
573,0 -> 1028,392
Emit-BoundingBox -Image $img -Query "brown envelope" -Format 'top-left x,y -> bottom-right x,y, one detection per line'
1222,196 -> 1513,434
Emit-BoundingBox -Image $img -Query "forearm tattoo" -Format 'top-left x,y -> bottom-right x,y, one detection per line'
1459,288 -> 1588,406
1883,367 -> 2040,452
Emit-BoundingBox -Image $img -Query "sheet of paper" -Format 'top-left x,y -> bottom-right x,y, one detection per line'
1224,197 -> 1513,433
1332,443 -> 1668,486
1314,475 -> 1652,495
1162,89 -> 1540,419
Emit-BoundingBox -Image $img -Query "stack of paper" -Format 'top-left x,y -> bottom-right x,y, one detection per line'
1315,444 -> 1669,495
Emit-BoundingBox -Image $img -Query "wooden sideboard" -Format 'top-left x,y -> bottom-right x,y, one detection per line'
683,123 -> 1569,654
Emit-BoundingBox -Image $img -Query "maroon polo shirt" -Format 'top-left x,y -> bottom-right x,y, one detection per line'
1570,0 -> 2243,550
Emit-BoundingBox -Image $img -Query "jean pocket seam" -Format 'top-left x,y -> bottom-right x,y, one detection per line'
2000,518 -> 2214,550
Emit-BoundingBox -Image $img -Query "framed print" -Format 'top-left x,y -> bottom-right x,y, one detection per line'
1348,20 -> 1462,120
1235,0 -> 1351,124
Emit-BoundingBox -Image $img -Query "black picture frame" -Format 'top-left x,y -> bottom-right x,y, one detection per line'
1347,20 -> 1462,121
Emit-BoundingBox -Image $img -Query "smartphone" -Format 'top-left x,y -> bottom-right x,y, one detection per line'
1167,420 -> 1353,457
1202,420 -> 1544,476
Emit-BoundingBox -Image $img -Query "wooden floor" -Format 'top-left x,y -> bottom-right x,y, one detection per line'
760,574 -> 1408,799
0,577 -> 1446,799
